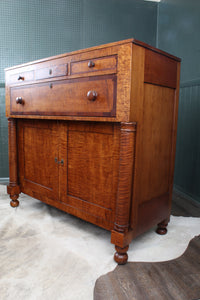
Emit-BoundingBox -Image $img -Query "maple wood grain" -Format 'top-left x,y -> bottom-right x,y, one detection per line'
35,62 -> 68,80
5,39 -> 181,264
17,120 -> 59,202
145,49 -> 178,88
10,75 -> 116,117
71,55 -> 117,75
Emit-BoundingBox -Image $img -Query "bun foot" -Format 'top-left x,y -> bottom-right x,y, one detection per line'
10,199 -> 19,207
156,219 -> 168,235
7,185 -> 20,208
10,194 -> 19,207
156,227 -> 167,235
114,245 -> 129,265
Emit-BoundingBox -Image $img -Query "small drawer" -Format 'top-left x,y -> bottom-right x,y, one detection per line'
70,55 -> 117,76
10,75 -> 116,117
9,70 -> 34,84
35,63 -> 68,80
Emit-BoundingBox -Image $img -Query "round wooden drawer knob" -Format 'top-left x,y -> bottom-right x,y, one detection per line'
87,90 -> 98,101
88,60 -> 95,68
16,97 -> 23,104
18,76 -> 24,81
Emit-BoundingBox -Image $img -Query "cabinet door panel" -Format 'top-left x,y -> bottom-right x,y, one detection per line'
59,122 -> 120,229
18,120 -> 59,202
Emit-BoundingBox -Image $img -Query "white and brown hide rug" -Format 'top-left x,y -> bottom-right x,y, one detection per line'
0,185 -> 200,300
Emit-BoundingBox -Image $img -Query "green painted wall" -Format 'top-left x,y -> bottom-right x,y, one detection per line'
158,0 -> 200,202
157,0 -> 200,83
1,0 -> 199,204
0,0 -> 157,178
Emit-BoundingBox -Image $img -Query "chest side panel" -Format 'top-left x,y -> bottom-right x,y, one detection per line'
130,46 -> 180,236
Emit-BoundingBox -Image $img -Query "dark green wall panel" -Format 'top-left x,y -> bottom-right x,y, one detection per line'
0,0 -> 157,178
0,0 -> 157,83
174,84 -> 200,202
157,0 -> 200,83
0,87 -> 9,177
81,0 -> 157,49
158,0 -> 200,202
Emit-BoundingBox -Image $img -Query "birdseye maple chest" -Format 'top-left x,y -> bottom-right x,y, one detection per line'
5,39 -> 181,264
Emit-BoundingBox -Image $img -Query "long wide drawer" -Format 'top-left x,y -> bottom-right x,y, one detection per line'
10,75 -> 117,117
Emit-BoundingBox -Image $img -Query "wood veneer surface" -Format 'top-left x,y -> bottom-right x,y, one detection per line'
6,38 -> 181,264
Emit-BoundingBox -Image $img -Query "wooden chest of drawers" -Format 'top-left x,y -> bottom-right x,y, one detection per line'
5,39 -> 181,264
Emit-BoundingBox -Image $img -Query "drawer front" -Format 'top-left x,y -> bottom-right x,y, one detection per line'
35,63 -> 68,80
70,55 -> 117,76
10,75 -> 116,117
9,70 -> 34,84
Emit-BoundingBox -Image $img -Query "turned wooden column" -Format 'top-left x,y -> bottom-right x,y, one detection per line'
7,118 -> 20,207
113,122 -> 136,264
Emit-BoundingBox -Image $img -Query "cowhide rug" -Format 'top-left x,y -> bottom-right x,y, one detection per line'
0,185 -> 200,300
94,235 -> 200,300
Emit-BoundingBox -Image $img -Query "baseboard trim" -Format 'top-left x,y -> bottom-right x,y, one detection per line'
174,185 -> 200,204
0,177 -> 9,184
180,78 -> 200,88
0,82 -> 5,88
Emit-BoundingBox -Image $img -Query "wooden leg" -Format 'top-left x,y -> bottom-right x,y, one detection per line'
114,245 -> 129,265
7,118 -> 20,207
111,123 -> 136,265
156,219 -> 169,235
7,184 -> 20,208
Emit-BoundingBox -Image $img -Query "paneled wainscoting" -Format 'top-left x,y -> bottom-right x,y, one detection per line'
174,79 -> 200,203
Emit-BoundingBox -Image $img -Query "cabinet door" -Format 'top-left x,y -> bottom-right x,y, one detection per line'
59,121 -> 120,230
17,120 -> 59,203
